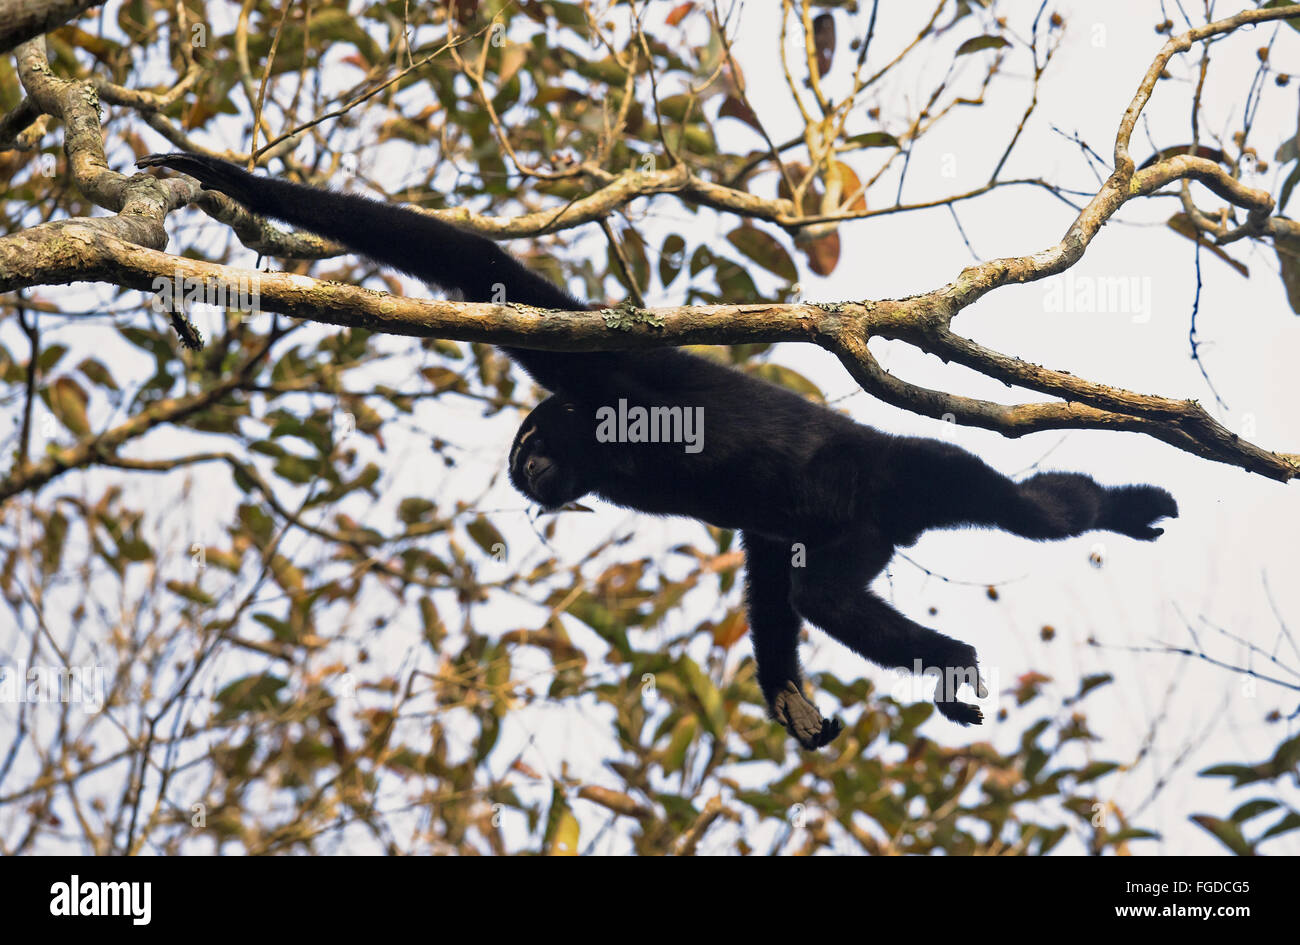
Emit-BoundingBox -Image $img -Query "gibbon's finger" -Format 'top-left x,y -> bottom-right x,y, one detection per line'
137,153 -> 199,171
137,153 -> 236,192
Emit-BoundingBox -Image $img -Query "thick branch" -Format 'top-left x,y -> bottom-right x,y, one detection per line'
0,220 -> 829,346
0,0 -> 103,55
1,219 -> 1295,482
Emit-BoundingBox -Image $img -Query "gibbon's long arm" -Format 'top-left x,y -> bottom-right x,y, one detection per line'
137,152 -> 632,395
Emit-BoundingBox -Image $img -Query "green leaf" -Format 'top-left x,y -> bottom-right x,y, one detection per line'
659,234 -> 686,288
657,93 -> 700,124
1260,810 -> 1300,841
1271,732 -> 1300,772
36,343 -> 68,374
466,515 -> 506,558
398,497 -> 436,524
118,537 -> 152,561
419,366 -> 468,393
77,357 -> 118,390
237,503 -> 275,547
272,454 -> 321,484
1189,815 -> 1254,856
955,35 -> 1011,56
1103,827 -> 1160,845
678,657 -> 726,737
608,226 -> 650,294
118,326 -> 172,363
662,715 -> 698,774
165,579 -> 215,606
1278,161 -> 1300,215
844,130 -> 900,149
689,245 -> 715,277
214,673 -> 288,720
716,260 -> 759,299
1199,763 -> 1269,788
726,225 -> 798,283
40,510 -> 68,574
268,553 -> 304,593
475,713 -> 501,764
745,363 -> 824,400
1070,672 -> 1113,703
542,785 -> 580,855
1074,761 -> 1119,784
47,376 -> 90,436
558,593 -> 631,657
1229,799 -> 1279,823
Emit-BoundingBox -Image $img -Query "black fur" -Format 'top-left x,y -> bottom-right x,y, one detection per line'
138,153 -> 1179,749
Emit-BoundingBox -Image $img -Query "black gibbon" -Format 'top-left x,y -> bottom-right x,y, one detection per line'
138,152 -> 1178,749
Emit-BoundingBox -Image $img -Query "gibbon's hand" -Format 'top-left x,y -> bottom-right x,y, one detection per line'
138,152 -> 257,202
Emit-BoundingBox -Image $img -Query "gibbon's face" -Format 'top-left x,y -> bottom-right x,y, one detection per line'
508,398 -> 588,510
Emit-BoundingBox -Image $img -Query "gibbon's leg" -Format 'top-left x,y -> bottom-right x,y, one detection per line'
741,533 -> 844,749
880,438 -> 1178,543
790,536 -> 988,725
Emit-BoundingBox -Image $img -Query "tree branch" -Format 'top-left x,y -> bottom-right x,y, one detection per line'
0,0 -> 103,56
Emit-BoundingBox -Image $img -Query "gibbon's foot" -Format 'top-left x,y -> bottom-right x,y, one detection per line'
1102,484 -> 1179,541
772,681 -> 844,750
934,699 -> 984,726
933,641 -> 988,726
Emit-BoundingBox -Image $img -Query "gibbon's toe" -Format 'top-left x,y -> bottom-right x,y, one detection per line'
935,699 -> 984,726
813,716 -> 845,748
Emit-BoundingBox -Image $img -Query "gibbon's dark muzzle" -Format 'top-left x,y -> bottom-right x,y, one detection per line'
525,455 -> 553,482
524,455 -> 564,506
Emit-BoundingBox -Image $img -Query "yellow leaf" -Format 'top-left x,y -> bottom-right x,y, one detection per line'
48,377 -> 90,436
